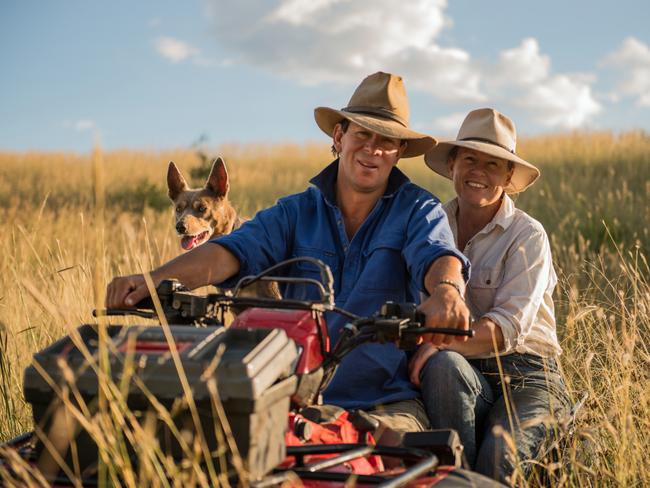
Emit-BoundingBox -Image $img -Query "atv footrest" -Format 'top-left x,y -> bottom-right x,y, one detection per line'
402,430 -> 464,467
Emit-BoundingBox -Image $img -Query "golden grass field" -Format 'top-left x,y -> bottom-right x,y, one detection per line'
0,131 -> 649,486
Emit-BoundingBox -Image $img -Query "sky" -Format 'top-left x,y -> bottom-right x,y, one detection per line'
2,0 -> 650,152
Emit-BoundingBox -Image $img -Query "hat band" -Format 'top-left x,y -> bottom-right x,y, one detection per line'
459,137 -> 515,155
342,106 -> 408,128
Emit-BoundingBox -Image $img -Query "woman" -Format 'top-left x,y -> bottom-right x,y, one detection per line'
410,108 -> 570,484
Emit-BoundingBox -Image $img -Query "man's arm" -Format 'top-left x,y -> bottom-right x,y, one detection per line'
418,255 -> 471,346
105,243 -> 240,308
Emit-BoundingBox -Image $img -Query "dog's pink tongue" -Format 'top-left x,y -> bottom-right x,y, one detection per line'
181,236 -> 198,250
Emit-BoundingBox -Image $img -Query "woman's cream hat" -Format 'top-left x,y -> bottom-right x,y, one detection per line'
425,108 -> 540,193
314,72 -> 436,158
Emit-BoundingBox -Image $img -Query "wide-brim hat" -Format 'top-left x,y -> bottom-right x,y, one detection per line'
425,108 -> 540,193
314,72 -> 436,158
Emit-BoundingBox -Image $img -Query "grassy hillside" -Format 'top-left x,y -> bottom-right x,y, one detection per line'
0,132 -> 648,486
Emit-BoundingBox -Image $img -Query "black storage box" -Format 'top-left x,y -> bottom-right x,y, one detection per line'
23,324 -> 298,480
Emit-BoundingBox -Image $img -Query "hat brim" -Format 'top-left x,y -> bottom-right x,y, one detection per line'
424,140 -> 540,193
314,107 -> 436,158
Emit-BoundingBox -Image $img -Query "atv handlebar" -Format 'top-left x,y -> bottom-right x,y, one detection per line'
95,258 -> 474,347
324,302 -> 474,368
233,256 -> 335,309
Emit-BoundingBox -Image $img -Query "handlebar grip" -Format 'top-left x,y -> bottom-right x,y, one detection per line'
92,308 -> 156,319
132,296 -> 155,310
406,327 -> 475,338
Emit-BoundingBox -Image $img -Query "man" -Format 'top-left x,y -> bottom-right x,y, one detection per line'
106,72 -> 471,435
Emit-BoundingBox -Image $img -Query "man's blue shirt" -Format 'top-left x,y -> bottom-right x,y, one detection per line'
213,160 -> 469,410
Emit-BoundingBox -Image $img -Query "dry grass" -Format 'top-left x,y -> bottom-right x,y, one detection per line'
0,131 -> 649,486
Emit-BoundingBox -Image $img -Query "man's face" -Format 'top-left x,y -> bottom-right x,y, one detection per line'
448,147 -> 513,208
333,121 -> 406,196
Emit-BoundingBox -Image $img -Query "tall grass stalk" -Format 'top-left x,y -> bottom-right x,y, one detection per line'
0,131 -> 648,486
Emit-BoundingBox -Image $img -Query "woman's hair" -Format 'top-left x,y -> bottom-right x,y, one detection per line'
448,146 -> 459,162
331,119 -> 351,156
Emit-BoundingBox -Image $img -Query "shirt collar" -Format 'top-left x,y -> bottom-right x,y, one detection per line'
309,159 -> 411,206
491,193 -> 516,231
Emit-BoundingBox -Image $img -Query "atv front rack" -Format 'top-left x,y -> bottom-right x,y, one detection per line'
2,433 -> 440,488
255,444 -> 438,488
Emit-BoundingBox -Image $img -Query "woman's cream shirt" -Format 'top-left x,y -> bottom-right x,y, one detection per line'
444,195 -> 562,358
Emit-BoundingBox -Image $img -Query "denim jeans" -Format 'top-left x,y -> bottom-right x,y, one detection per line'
420,350 -> 570,484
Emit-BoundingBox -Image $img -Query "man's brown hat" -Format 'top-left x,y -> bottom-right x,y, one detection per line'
424,108 -> 540,193
314,72 -> 436,158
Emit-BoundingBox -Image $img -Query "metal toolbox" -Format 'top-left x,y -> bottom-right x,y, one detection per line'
23,324 -> 298,480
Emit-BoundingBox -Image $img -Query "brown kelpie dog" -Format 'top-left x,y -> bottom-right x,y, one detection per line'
167,158 -> 280,299
167,157 -> 242,250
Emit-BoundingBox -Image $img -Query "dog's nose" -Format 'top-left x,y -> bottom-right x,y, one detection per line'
176,221 -> 187,234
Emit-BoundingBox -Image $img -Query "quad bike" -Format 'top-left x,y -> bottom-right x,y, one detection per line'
1,258 -> 504,487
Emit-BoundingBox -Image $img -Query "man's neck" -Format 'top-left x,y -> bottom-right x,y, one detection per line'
336,179 -> 385,241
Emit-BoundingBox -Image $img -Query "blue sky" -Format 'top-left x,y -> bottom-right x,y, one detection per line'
2,0 -> 649,152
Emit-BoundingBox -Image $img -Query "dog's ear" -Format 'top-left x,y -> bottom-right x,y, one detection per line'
205,157 -> 229,197
167,161 -> 189,200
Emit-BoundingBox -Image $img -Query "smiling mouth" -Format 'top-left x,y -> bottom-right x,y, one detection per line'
466,180 -> 488,189
180,230 -> 211,250
357,160 -> 378,170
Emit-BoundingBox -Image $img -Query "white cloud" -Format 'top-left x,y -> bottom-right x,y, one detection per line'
205,2 -> 601,129
154,36 -> 200,63
74,119 -> 95,131
63,119 -> 96,132
487,38 -> 601,129
153,36 -> 225,68
493,38 -> 550,86
602,37 -> 650,107
431,111 -> 467,134
388,46 -> 484,102
206,0 -> 484,102
518,75 -> 602,128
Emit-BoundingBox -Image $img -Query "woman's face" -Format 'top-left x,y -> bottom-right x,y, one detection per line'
448,147 -> 513,208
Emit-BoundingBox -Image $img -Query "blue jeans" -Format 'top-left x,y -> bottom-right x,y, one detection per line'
420,351 -> 570,484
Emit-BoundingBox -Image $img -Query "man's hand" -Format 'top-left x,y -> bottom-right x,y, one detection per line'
409,342 -> 439,387
418,284 -> 470,345
106,274 -> 153,309
420,255 -> 471,346
105,243 -> 241,310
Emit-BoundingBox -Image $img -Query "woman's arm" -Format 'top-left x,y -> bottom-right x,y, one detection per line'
409,316 -> 503,386
409,224 -> 555,383
443,316 -> 504,355
482,226 -> 555,355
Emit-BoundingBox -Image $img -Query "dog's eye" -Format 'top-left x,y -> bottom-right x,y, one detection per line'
175,205 -> 183,213
198,205 -> 207,213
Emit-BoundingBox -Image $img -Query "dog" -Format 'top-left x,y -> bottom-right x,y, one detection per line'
167,158 -> 280,300
167,157 -> 243,250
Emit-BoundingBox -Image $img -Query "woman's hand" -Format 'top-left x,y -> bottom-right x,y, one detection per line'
409,342 -> 440,387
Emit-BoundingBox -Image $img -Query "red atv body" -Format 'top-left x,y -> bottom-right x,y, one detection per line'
1,259 -> 500,487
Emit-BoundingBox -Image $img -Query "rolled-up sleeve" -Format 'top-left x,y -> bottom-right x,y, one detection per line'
483,228 -> 553,354
402,197 -> 470,291
211,202 -> 293,288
